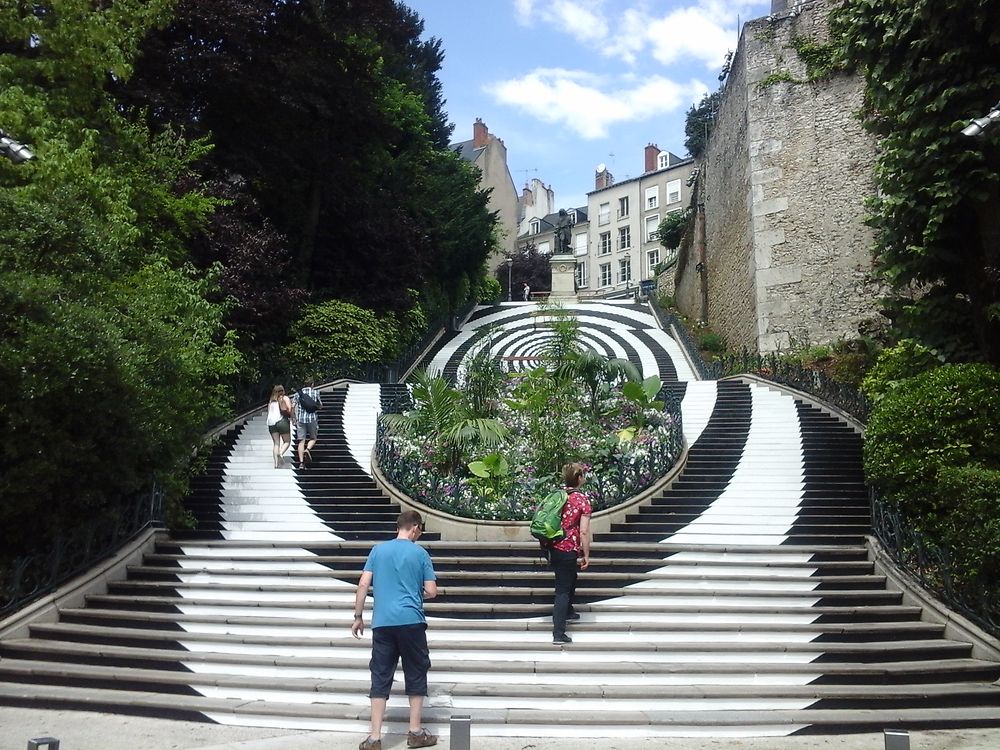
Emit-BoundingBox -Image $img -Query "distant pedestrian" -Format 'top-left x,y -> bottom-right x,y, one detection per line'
523,282 -> 531,301
545,462 -> 591,644
266,385 -> 296,469
294,377 -> 322,469
352,510 -> 438,749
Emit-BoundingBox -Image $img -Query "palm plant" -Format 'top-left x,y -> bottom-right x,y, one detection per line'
381,369 -> 508,474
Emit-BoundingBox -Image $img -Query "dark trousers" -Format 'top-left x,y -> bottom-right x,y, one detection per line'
549,548 -> 578,636
369,623 -> 431,699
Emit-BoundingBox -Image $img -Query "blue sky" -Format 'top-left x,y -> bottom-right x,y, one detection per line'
403,0 -> 771,209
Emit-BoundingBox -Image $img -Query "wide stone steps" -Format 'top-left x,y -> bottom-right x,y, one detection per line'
3,304 -> 999,738
7,625 -> 979,664
54,608 -> 946,641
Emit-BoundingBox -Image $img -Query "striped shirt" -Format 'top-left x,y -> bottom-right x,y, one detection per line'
294,387 -> 322,425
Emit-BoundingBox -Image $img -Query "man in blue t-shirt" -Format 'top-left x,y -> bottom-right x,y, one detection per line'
352,511 -> 438,750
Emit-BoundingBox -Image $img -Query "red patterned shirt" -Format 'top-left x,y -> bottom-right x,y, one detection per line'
550,489 -> 591,555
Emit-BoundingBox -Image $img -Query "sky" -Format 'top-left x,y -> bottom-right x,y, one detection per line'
403,0 -> 772,210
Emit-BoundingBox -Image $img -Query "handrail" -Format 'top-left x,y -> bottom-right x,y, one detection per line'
0,485 -> 165,617
870,487 -> 999,639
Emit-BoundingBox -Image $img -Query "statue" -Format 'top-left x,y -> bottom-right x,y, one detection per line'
554,208 -> 572,254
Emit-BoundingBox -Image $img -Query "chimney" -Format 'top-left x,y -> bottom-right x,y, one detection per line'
522,185 -> 534,205
595,166 -> 613,190
644,143 -> 660,173
473,118 -> 489,148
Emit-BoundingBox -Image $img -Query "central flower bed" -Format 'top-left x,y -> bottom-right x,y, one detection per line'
375,316 -> 684,521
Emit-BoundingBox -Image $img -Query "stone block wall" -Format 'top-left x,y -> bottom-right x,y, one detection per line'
676,0 -> 882,353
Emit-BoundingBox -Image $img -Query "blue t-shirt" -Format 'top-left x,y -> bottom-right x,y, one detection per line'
363,538 -> 436,629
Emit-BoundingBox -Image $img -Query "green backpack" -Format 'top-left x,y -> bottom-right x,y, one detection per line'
529,489 -> 568,542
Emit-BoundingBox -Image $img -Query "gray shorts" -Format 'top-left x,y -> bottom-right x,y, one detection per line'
297,421 -> 318,441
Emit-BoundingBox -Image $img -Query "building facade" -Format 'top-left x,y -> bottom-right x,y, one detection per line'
579,147 -> 695,296
452,118 -> 520,269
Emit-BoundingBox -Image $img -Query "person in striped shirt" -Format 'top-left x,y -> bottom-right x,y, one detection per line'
294,377 -> 322,469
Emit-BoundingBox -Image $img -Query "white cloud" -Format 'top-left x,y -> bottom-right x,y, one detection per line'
486,67 -> 702,140
510,0 -> 769,69
647,6 -> 738,68
513,0 -> 609,42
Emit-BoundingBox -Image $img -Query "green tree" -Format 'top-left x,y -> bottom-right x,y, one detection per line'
832,0 -> 1000,363
684,90 -> 722,158
120,0 -> 496,328
0,0 -> 240,555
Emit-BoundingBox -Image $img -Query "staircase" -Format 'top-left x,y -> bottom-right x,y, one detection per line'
1,301 -> 998,739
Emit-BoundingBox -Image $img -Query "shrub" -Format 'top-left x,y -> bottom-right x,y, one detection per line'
285,299 -> 395,370
864,363 -> 1000,524
935,463 -> 1000,587
477,275 -> 502,303
861,338 -> 940,402
698,332 -> 725,354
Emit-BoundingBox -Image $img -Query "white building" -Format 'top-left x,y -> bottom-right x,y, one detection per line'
580,145 -> 695,296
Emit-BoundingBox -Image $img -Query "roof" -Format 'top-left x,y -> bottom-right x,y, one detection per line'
587,157 -> 696,196
451,139 -> 483,163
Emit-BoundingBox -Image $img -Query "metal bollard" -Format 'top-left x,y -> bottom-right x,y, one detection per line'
450,714 -> 471,750
27,739 -> 60,750
885,729 -> 910,750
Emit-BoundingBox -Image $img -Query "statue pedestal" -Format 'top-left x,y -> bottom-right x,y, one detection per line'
549,253 -> 577,301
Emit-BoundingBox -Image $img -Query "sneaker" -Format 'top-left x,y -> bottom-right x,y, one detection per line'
407,728 -> 438,748
359,738 -> 382,750
552,633 -> 572,644
566,611 -> 581,621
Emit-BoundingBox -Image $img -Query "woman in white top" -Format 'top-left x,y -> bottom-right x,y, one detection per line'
266,384 -> 296,468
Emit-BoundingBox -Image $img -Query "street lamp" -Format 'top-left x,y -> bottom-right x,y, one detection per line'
505,257 -> 513,302
0,130 -> 35,163
961,101 -> 1000,136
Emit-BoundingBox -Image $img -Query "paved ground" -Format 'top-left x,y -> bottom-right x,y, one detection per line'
2,708 -> 999,750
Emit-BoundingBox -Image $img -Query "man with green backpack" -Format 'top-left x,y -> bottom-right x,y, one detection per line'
530,462 -> 592,644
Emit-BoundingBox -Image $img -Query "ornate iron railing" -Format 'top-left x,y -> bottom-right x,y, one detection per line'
705,350 -> 869,423
870,488 -> 999,639
0,485 -> 165,617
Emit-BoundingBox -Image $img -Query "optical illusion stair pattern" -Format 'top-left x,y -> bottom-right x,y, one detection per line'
1,301 -> 999,739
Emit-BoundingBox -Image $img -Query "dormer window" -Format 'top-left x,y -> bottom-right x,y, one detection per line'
568,210 -> 577,224
529,219 -> 540,234
657,153 -> 670,169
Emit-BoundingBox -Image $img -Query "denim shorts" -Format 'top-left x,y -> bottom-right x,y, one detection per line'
369,623 -> 431,699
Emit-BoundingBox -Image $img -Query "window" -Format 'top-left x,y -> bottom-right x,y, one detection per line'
599,263 -> 612,287
645,214 -> 660,242
618,257 -> 632,284
617,196 -> 629,219
575,261 -> 587,288
645,186 -> 658,210
666,179 -> 681,205
538,240 -> 550,254
574,232 -> 587,255
647,249 -> 660,275
657,152 -> 671,169
599,231 -> 612,255
569,209 -> 578,223
529,219 -> 540,234
598,202 -> 610,225
618,225 -> 631,250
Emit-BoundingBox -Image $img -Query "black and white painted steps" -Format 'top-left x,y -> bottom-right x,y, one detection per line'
2,301 -> 999,737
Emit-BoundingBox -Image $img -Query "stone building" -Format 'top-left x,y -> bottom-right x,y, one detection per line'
582,147 -> 695,296
674,0 -> 881,352
452,118 -> 519,270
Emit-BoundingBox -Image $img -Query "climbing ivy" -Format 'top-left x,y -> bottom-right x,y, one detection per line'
790,35 -> 843,81
830,0 -> 1000,363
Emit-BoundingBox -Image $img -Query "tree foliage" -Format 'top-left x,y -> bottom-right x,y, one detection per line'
0,0 -> 240,555
119,0 -> 497,327
832,0 -> 1000,363
684,90 -> 722,159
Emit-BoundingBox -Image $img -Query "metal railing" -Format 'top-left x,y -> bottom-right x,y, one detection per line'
870,488 -> 999,638
705,350 -> 869,423
1,485 -> 165,617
